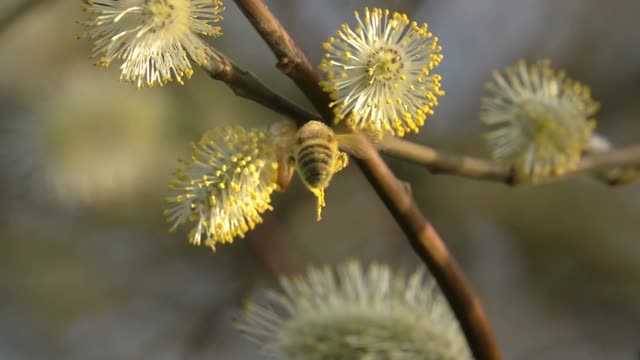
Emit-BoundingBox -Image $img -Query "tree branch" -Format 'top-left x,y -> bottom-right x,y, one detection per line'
567,146 -> 640,184
381,136 -> 640,186
231,1 -> 502,359
200,48 -> 316,121
381,137 -> 514,184
231,0 -> 334,121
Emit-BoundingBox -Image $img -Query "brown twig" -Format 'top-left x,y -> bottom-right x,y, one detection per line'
381,136 -> 513,184
200,48 -> 316,121
381,136 -> 640,186
231,0 -> 502,359
352,153 -> 501,360
564,146 -> 640,185
231,0 -> 333,121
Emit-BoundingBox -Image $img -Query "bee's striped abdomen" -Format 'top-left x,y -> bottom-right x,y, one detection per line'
290,120 -> 350,221
296,142 -> 334,188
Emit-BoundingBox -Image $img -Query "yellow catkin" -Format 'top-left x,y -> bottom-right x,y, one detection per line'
319,8 -> 444,137
80,0 -> 224,88
164,126 -> 279,251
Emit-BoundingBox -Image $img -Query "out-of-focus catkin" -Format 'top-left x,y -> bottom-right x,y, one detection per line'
236,261 -> 472,360
481,60 -> 599,182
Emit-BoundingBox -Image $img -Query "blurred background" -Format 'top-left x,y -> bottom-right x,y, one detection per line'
1,0 -> 639,359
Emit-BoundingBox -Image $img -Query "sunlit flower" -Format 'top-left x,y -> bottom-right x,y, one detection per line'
236,261 -> 471,360
81,0 -> 224,88
164,126 -> 279,251
319,8 -> 444,137
481,60 -> 599,182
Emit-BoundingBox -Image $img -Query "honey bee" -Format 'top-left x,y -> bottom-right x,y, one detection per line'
270,120 -> 371,221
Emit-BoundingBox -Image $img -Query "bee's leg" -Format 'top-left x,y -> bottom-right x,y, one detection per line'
275,153 -> 295,192
333,151 -> 349,173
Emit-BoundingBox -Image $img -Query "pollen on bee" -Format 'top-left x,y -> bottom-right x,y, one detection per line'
310,187 -> 326,221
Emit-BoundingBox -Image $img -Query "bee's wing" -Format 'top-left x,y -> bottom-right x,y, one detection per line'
269,121 -> 297,191
335,131 -> 381,159
269,120 -> 298,147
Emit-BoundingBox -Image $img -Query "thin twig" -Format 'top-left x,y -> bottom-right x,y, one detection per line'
381,136 -> 640,186
231,0 -> 333,121
200,48 -> 316,121
230,1 -> 502,359
565,146 -> 640,183
352,153 -> 501,360
381,137 -> 513,184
